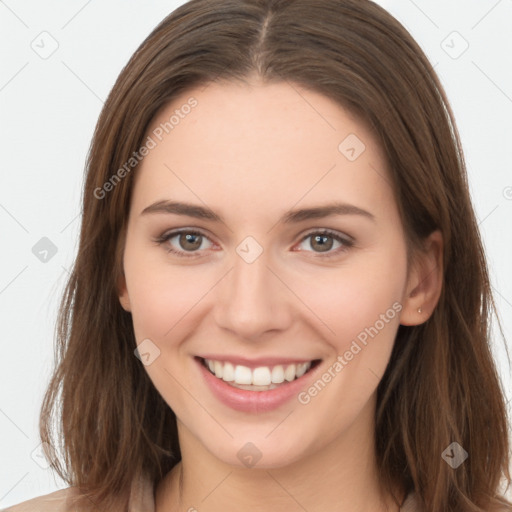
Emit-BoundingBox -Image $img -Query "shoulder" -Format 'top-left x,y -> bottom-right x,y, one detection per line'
401,491 -> 512,512
2,471 -> 155,512
401,491 -> 419,512
490,499 -> 512,512
1,487 -> 80,512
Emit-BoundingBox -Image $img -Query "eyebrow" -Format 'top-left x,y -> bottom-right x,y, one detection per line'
140,200 -> 376,224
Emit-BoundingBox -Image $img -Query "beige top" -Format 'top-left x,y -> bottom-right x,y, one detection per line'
2,472 -> 420,511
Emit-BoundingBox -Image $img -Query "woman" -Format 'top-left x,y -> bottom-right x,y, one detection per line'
6,0 -> 511,511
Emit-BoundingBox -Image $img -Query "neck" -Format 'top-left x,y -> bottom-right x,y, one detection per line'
155,398 -> 402,512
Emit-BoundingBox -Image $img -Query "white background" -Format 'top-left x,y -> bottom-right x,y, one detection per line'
0,0 -> 511,507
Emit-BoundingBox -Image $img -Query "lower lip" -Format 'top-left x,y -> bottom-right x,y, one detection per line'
196,358 -> 321,413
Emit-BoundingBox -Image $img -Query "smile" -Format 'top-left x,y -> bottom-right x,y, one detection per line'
202,357 -> 316,390
196,356 -> 322,412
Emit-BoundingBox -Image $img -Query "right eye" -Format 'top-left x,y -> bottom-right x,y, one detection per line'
154,229 -> 215,258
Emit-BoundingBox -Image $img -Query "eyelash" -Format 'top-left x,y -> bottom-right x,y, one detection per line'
153,228 -> 354,259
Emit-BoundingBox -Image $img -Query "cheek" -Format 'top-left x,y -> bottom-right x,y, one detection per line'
124,243 -> 215,341
297,240 -> 407,355
294,249 -> 406,435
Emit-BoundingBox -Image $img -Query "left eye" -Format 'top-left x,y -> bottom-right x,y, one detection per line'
295,230 -> 353,257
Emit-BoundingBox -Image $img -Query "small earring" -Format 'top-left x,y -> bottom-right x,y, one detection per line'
417,307 -> 423,314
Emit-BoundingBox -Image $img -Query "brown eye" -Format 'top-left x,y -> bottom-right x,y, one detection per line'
155,229 -> 213,258
310,234 -> 334,252
296,230 -> 354,258
178,232 -> 203,251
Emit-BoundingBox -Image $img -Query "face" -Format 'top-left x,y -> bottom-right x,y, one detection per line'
118,78 -> 424,469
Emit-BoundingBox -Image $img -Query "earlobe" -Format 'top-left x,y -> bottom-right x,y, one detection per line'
400,230 -> 443,326
117,273 -> 132,312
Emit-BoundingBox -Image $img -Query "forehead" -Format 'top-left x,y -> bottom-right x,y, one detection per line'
131,80 -> 394,222
144,79 -> 382,161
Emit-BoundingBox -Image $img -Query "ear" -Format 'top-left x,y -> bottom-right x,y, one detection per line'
117,272 -> 132,312
400,229 -> 443,326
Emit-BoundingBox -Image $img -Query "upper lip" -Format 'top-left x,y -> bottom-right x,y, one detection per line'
197,355 -> 320,369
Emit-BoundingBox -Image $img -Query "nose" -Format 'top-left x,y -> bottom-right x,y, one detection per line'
213,247 -> 293,342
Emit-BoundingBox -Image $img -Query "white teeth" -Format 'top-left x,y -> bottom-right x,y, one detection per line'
222,362 -> 235,382
271,365 -> 285,384
204,359 -> 313,386
234,365 -> 252,385
214,360 -> 223,378
252,367 -> 271,386
296,362 -> 309,378
284,364 -> 296,382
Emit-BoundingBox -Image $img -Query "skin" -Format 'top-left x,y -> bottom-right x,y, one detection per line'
118,76 -> 443,512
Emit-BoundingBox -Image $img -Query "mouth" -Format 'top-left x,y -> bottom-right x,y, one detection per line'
198,356 -> 322,392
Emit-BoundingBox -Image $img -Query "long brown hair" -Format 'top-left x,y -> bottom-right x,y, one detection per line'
39,1 -> 511,510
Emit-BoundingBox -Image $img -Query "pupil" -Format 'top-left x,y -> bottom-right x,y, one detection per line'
312,234 -> 332,252
181,233 -> 201,250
